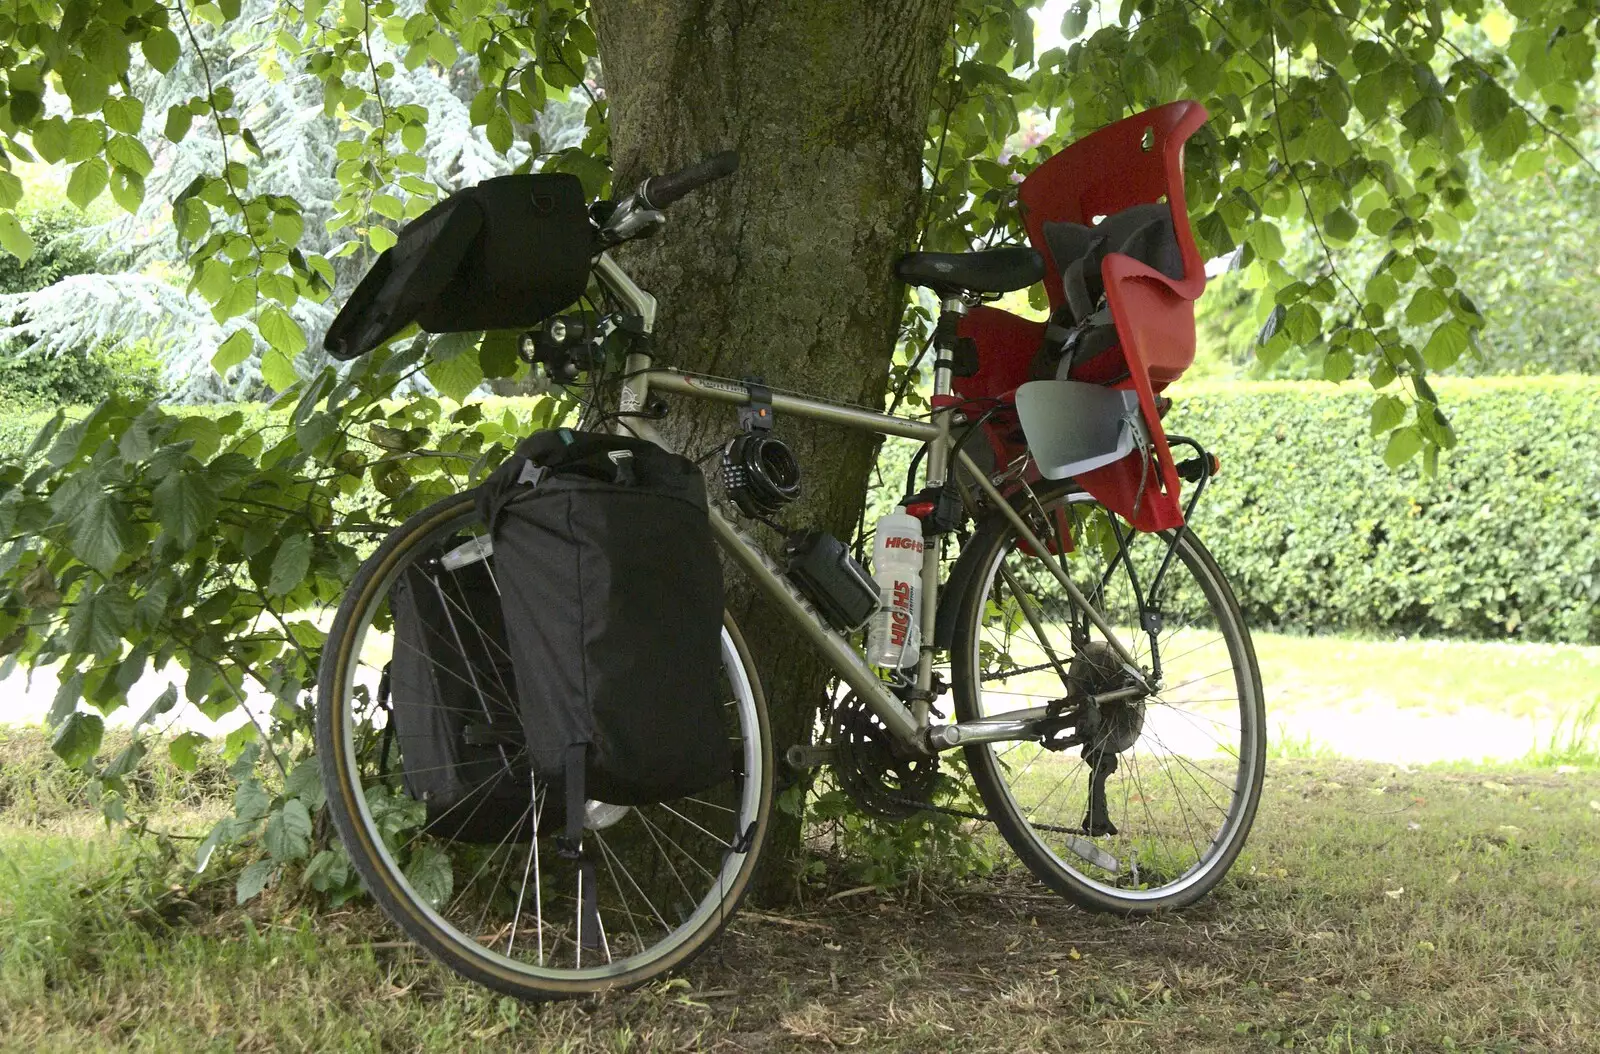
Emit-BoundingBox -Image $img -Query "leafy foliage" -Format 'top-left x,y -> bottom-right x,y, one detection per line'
0,0 -> 1595,892
1170,376 -> 1600,643
899,0 -> 1600,467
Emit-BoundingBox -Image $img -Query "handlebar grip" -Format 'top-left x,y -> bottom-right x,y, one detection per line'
638,150 -> 739,209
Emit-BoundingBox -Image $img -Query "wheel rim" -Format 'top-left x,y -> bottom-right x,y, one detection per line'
964,490 -> 1262,903
324,500 -> 766,985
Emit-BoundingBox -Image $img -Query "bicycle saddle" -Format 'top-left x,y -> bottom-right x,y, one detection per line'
894,246 -> 1044,295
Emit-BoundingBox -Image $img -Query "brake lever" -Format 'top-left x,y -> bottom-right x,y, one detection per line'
597,193 -> 665,246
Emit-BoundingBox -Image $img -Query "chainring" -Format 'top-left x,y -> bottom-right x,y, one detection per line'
828,693 -> 940,819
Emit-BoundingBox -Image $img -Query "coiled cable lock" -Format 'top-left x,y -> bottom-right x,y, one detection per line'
722,432 -> 801,518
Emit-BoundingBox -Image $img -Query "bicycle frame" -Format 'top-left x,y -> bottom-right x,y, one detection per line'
597,254 -> 1148,756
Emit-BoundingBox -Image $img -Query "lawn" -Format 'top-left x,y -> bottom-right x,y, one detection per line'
2,726 -> 1597,1053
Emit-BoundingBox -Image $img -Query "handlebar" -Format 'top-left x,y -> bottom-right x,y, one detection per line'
637,150 -> 739,210
598,150 -> 738,246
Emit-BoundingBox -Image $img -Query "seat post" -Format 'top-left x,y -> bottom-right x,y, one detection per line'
931,295 -> 970,401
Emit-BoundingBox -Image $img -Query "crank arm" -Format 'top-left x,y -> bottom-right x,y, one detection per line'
784,744 -> 838,769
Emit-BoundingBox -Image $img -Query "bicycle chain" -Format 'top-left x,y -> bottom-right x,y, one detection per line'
882,792 -> 1088,837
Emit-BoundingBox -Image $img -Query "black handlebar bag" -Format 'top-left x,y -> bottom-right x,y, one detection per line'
385,553 -> 530,842
324,172 -> 593,360
478,428 -> 729,809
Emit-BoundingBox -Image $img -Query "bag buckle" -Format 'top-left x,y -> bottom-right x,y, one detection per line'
606,448 -> 637,486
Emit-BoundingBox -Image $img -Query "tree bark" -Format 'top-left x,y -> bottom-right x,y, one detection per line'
590,0 -> 953,901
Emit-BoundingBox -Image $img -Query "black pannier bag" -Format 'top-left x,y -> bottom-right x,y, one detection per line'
478,428 -> 730,811
385,552 -> 530,842
324,172 -> 593,361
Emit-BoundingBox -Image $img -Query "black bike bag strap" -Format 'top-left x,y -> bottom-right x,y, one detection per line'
561,743 -> 602,951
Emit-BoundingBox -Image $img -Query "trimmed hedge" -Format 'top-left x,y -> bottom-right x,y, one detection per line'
1167,377 -> 1600,644
5,378 -> 1596,643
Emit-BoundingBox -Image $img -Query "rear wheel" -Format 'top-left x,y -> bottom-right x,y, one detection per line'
316,492 -> 772,999
950,479 -> 1264,912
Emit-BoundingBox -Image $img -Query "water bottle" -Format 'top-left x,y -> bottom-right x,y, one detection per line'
866,507 -> 923,668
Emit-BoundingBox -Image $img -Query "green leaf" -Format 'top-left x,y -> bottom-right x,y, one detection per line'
1369,394 -> 1407,436
234,777 -> 271,822
66,158 -> 109,210
1305,122 -> 1352,166
1195,211 -> 1233,256
486,110 -> 513,154
1466,78 -> 1512,134
65,586 -> 134,657
1383,426 -> 1423,468
191,817 -> 240,873
1282,303 -> 1322,345
404,845 -> 454,909
0,170 -> 21,210
142,28 -> 182,73
170,731 -> 208,772
284,758 -> 325,810
105,96 -> 145,135
368,225 -> 397,252
164,104 -> 193,143
1400,97 -> 1444,140
109,168 -> 145,214
1422,320 -> 1470,369
1405,288 -> 1449,327
52,712 -> 104,769
258,305 -> 306,356
152,468 -> 219,550
269,210 -> 303,245
1061,1 -> 1090,38
263,800 -> 313,863
61,486 -> 139,575
0,213 -> 35,264
1247,221 -> 1285,261
303,849 -> 350,892
213,330 -> 254,373
261,347 -> 298,391
236,859 -> 275,904
426,346 -> 485,402
370,193 -> 404,220
268,533 -> 314,596
1322,207 -> 1358,244
106,135 -> 154,177
49,671 -> 85,726
133,684 -> 180,732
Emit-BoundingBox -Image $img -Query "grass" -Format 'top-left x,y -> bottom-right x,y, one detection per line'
1522,699 -> 1600,768
1250,633 -> 1600,720
3,733 -> 1600,1051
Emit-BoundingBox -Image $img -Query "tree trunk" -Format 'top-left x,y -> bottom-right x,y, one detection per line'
591,0 -> 953,901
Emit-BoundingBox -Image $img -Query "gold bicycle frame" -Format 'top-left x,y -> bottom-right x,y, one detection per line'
597,253 -> 1147,755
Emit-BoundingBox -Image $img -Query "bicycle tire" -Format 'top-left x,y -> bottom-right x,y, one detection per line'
316,491 -> 773,999
949,479 -> 1265,913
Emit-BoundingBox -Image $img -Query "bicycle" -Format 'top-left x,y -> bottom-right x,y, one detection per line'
316,145 -> 1266,1001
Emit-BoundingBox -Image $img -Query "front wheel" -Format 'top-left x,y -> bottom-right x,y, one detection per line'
950,479 -> 1265,912
316,491 -> 773,1000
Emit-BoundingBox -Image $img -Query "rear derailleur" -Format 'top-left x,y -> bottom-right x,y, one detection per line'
1034,642 -> 1148,837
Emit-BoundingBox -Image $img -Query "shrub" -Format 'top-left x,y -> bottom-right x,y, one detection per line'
1168,376 -> 1600,644
5,377 -> 1593,646
0,206 -> 154,409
